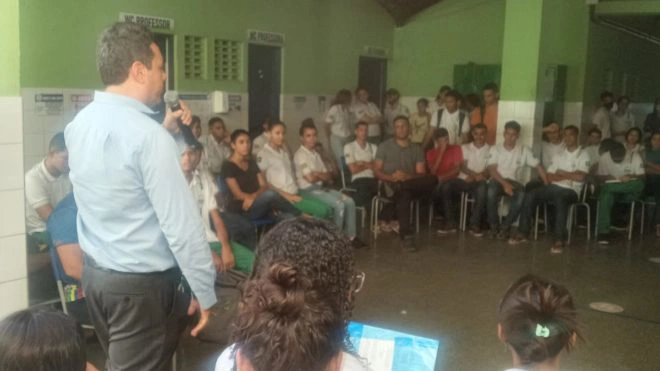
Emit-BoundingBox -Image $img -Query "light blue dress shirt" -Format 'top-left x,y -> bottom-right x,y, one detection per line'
65,91 -> 217,309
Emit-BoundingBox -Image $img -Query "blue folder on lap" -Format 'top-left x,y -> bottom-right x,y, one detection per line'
348,322 -> 441,371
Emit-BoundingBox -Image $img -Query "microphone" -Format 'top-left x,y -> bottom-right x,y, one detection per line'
163,90 -> 197,146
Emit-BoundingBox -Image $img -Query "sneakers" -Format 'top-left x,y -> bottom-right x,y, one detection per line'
437,224 -> 457,235
468,225 -> 484,238
597,234 -> 610,245
400,235 -> 417,253
550,241 -> 564,254
508,233 -> 528,245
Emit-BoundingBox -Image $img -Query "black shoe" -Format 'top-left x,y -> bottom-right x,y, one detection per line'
351,237 -> 367,249
597,234 -> 610,245
400,235 -> 417,253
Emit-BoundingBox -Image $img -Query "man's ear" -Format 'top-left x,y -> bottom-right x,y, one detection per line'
129,61 -> 148,84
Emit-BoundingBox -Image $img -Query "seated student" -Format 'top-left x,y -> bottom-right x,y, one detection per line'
215,218 -> 368,371
409,98 -> 431,145
509,126 -> 590,253
200,117 -> 231,175
351,87 -> 384,144
487,121 -> 548,240
181,141 -> 255,273
423,90 -> 470,148
498,274 -> 581,371
624,127 -> 644,158
374,116 -> 437,252
0,308 -> 98,371
646,131 -> 660,238
257,121 -> 331,219
251,116 -> 272,157
426,128 -> 463,233
25,132 -> 72,250
595,141 -> 645,244
439,124 -> 491,237
222,130 -> 301,222
294,121 -> 365,248
191,115 -> 202,139
540,121 -> 565,170
45,193 -> 89,325
343,121 -> 378,210
585,127 -> 602,168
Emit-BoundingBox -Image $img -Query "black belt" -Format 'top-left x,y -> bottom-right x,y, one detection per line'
83,254 -> 180,278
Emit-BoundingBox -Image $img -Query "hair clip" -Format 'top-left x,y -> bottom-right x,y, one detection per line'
535,324 -> 550,338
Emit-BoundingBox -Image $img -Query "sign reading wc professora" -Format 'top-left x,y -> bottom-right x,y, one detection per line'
247,29 -> 285,46
120,13 -> 174,30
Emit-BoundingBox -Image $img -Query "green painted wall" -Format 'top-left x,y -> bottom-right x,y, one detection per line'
537,0 -> 590,102
0,0 -> 20,95
19,0 -> 394,94
499,0 -> 543,101
583,21 -> 660,109
389,0 -> 505,97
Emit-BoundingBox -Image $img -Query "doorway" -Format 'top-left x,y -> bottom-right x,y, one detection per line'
248,44 -> 281,138
358,56 -> 388,109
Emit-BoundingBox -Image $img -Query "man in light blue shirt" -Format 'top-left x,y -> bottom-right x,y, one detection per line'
65,22 -> 216,370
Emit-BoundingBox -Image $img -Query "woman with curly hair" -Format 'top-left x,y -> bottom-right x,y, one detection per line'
215,217 -> 368,371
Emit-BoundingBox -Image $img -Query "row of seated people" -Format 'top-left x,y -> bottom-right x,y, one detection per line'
1,218 -> 582,371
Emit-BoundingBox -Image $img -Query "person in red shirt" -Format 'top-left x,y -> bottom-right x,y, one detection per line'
426,128 -> 464,233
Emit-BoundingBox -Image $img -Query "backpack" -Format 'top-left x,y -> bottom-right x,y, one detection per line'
436,109 -> 467,136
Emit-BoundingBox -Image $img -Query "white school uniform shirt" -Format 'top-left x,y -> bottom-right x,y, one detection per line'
200,134 -> 231,174
626,143 -> 645,159
611,110 -> 635,142
428,100 -> 444,114
24,160 -> 72,234
251,132 -> 269,156
343,140 -> 377,180
540,141 -> 566,169
592,106 -> 613,139
547,146 -> 591,195
459,142 -> 491,180
326,104 -> 353,138
257,143 -> 299,194
429,109 -> 471,145
294,145 -> 328,190
487,144 -> 540,184
187,169 -> 220,243
352,101 -> 383,137
597,151 -> 645,178
383,102 -> 410,135
585,144 -> 600,166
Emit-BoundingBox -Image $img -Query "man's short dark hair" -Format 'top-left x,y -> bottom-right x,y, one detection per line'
48,132 -> 67,153
97,22 -> 155,86
483,82 -> 499,93
187,139 -> 204,152
208,117 -> 225,127
355,121 -> 368,130
439,86 -> 451,94
504,121 -> 521,133
191,115 -> 201,125
417,98 -> 429,106
299,118 -> 317,136
432,127 -> 449,140
393,115 -> 410,126
600,91 -> 614,100
563,125 -> 579,136
444,90 -> 460,100
472,123 -> 487,133
610,142 -> 626,163
588,127 -> 602,137
598,138 -> 617,155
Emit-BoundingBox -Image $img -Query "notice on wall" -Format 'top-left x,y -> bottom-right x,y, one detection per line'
71,94 -> 93,114
119,13 -> 174,30
35,93 -> 64,116
247,29 -> 285,46
293,96 -> 307,110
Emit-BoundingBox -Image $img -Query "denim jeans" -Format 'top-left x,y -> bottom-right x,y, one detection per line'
247,189 -> 301,221
517,184 -> 578,242
440,178 -> 487,228
487,179 -> 525,229
301,185 -> 357,238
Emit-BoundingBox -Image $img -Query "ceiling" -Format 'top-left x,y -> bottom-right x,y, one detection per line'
603,14 -> 660,38
375,0 -> 443,26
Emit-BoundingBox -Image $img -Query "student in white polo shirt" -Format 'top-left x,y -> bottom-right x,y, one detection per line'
325,89 -> 354,169
383,88 -> 410,139
351,87 -> 383,144
25,132 -> 72,249
540,121 -> 565,170
295,120 -> 365,248
439,124 -> 491,237
199,117 -> 231,175
594,141 -> 645,244
487,121 -> 548,240
423,89 -> 470,149
256,121 -> 331,220
343,121 -> 378,211
509,126 -> 590,253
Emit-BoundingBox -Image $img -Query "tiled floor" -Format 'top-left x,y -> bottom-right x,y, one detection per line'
83,226 -> 660,370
